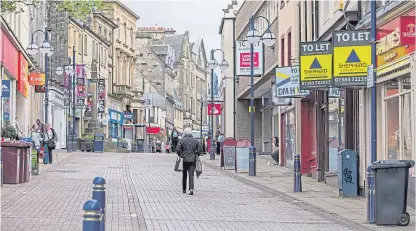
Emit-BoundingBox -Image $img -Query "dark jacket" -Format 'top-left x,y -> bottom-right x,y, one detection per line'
176,134 -> 202,163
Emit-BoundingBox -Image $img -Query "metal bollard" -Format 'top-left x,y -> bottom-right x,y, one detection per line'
294,154 -> 302,192
366,165 -> 375,224
83,200 -> 102,231
92,177 -> 106,231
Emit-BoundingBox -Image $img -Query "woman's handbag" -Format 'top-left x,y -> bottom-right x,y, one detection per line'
174,156 -> 183,172
195,155 -> 202,178
46,132 -> 56,149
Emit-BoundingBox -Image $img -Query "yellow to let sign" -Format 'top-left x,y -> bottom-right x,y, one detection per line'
333,45 -> 371,77
300,54 -> 332,81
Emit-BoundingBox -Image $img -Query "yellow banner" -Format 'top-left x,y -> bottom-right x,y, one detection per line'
333,45 -> 371,77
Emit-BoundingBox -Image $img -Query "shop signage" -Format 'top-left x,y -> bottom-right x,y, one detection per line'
108,109 -> 123,124
35,85 -> 46,93
300,41 -> 333,89
124,113 -> 133,120
376,12 -> 416,68
367,65 -> 374,88
236,41 -> 264,76
275,66 -> 309,98
2,29 -> 19,78
76,65 -> 86,107
400,16 -> 416,45
98,79 -> 106,113
207,103 -> 222,115
333,30 -> 371,87
18,53 -> 29,98
2,80 -> 10,98
328,88 -> 341,98
29,73 -> 45,85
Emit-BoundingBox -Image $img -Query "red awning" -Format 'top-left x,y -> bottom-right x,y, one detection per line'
146,127 -> 161,134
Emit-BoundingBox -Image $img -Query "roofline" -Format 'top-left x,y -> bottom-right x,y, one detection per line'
93,12 -> 118,28
219,17 -> 235,34
69,17 -> 111,47
105,0 -> 140,19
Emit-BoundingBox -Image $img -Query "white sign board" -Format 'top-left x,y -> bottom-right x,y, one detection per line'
275,66 -> 309,98
236,41 -> 264,76
367,64 -> 374,88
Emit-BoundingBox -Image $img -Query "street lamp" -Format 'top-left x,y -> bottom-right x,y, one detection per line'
55,57 -> 74,152
27,28 -> 53,124
245,15 -> 276,176
208,49 -> 228,160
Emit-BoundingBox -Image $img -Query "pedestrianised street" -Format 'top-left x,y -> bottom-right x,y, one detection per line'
1,152 -> 376,231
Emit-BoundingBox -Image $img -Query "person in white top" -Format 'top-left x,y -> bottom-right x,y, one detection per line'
14,117 -> 23,135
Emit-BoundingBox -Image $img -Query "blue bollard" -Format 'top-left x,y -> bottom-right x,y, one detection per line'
83,200 -> 102,231
294,154 -> 302,192
92,177 -> 106,231
367,165 -> 375,224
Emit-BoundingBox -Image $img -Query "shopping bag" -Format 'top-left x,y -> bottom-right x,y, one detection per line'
195,155 -> 202,178
174,156 -> 183,172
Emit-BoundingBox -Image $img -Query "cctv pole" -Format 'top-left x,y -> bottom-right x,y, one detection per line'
232,17 -> 236,139
248,16 -> 256,176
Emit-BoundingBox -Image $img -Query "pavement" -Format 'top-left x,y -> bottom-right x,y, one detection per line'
200,154 -> 416,231
0,151 -> 413,231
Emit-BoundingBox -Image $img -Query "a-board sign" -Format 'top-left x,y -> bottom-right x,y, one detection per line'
223,138 -> 237,170
333,30 -> 371,87
235,139 -> 250,173
300,41 -> 333,89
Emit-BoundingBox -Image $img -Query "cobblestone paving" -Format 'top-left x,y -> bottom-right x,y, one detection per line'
1,153 -> 372,231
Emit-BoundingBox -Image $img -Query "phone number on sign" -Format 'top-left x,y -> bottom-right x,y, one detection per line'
334,76 -> 366,83
301,80 -> 331,86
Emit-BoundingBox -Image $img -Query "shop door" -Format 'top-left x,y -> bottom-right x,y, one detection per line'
301,101 -> 316,174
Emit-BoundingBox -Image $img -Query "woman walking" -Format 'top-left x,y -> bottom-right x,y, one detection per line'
176,127 -> 202,195
43,123 -> 57,164
30,124 -> 42,169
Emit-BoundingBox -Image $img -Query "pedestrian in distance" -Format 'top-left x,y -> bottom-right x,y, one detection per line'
30,124 -> 42,165
176,127 -> 202,195
43,123 -> 58,164
271,137 -> 279,165
171,127 -> 179,153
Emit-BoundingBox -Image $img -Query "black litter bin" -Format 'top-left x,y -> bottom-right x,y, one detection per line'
372,160 -> 415,226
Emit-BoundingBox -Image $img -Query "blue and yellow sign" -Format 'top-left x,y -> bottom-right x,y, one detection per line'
275,66 -> 309,98
300,41 -> 333,89
333,30 -> 371,87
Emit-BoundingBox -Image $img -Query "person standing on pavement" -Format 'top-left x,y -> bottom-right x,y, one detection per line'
30,124 -> 42,165
176,127 -> 202,195
36,119 -> 44,133
171,127 -> 179,153
271,137 -> 279,164
43,123 -> 57,164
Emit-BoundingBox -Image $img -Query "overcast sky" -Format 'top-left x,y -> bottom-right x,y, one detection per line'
123,0 -> 228,54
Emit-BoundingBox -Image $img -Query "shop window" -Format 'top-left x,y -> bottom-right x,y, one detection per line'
283,110 -> 296,167
386,96 -> 399,159
385,79 -> 399,97
402,76 -> 411,91
402,93 -> 412,161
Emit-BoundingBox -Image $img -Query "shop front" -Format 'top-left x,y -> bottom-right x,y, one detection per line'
108,109 -> 124,139
49,88 -> 66,149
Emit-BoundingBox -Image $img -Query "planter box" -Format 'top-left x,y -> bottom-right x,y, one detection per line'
79,141 -> 94,152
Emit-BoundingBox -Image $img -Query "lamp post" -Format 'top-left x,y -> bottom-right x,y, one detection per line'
207,49 -> 229,160
91,58 -> 101,122
245,15 -> 276,176
55,57 -> 74,152
27,28 -> 53,124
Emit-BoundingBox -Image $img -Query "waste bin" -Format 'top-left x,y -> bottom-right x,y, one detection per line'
17,142 -> 32,183
372,160 -> 415,226
94,133 -> 104,153
1,142 -> 22,184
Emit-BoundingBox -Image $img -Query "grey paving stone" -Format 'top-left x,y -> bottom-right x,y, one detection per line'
2,152 -> 373,231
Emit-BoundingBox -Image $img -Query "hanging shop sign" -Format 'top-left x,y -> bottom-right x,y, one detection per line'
236,41 -> 264,76
98,79 -> 106,113
29,73 -> 45,85
18,53 -> 29,98
333,30 -> 371,87
35,85 -> 46,93
76,65 -> 86,108
376,12 -> 416,68
2,80 -> 10,98
328,88 -> 341,98
275,66 -> 309,98
300,41 -> 333,89
207,103 -> 222,115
